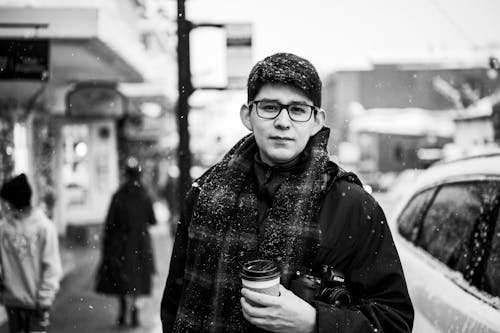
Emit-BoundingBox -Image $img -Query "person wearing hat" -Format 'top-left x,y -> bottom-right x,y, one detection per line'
0,173 -> 63,333
95,157 -> 157,327
161,53 -> 413,332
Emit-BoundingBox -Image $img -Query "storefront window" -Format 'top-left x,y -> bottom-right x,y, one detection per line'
0,111 -> 14,184
62,124 -> 90,208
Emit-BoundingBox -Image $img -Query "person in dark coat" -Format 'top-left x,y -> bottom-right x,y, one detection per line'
162,168 -> 179,234
95,157 -> 157,327
161,53 -> 413,332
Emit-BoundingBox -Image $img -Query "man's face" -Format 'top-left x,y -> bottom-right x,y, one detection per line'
240,83 -> 325,166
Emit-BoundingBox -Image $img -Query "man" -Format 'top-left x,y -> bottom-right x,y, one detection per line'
0,173 -> 62,333
161,52 -> 413,332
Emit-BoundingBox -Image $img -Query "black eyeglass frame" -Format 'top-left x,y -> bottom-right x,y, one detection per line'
248,100 -> 319,122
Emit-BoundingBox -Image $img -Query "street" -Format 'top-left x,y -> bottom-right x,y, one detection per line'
0,223 -> 173,333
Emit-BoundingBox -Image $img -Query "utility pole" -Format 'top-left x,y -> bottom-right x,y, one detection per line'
175,0 -> 226,209
176,0 -> 193,205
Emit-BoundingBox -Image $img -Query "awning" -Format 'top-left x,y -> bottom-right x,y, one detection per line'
0,7 -> 154,84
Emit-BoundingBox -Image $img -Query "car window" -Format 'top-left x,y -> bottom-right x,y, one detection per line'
397,188 -> 435,242
417,182 -> 496,272
483,198 -> 500,297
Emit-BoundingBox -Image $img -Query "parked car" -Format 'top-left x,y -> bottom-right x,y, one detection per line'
390,151 -> 500,333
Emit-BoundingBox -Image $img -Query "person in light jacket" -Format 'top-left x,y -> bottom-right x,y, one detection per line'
0,173 -> 62,333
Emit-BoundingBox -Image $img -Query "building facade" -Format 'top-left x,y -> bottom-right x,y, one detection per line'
0,0 -> 176,241
324,64 -> 500,154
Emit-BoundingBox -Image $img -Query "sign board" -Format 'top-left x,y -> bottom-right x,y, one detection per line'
0,39 -> 49,80
190,28 -> 227,89
493,102 -> 500,145
226,23 -> 252,89
67,83 -> 125,117
190,23 -> 252,90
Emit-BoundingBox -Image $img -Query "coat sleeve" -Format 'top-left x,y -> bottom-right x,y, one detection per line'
37,219 -> 63,308
101,195 -> 119,251
147,196 -> 157,226
314,183 -> 414,333
160,184 -> 199,332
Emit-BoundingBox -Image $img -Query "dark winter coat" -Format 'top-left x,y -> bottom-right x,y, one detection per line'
161,136 -> 413,332
95,180 -> 156,296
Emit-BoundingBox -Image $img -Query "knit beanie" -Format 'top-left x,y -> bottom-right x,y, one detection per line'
247,52 -> 322,107
0,173 -> 32,209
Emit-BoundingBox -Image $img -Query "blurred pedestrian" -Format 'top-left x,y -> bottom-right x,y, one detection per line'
161,53 -> 413,332
162,168 -> 179,234
0,173 -> 62,333
95,157 -> 157,327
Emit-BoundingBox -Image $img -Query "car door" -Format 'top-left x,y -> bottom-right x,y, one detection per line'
396,178 -> 500,333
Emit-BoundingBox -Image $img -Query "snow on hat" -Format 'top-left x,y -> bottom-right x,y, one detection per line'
0,173 -> 32,209
247,52 -> 322,107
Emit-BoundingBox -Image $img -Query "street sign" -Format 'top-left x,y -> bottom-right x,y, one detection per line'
67,83 -> 125,117
226,23 -> 252,89
190,27 -> 227,89
190,23 -> 252,90
0,38 -> 49,80
493,102 -> 500,145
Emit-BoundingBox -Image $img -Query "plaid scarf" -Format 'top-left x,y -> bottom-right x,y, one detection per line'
174,128 -> 331,333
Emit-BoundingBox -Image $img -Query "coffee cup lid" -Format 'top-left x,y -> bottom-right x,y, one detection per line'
240,259 -> 280,281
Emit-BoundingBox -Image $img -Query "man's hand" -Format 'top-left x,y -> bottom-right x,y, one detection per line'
240,285 -> 316,333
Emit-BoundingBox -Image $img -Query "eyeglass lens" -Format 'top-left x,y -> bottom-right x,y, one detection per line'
254,101 -> 313,122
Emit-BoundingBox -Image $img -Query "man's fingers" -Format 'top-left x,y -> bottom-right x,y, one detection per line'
240,297 -> 270,318
241,308 -> 266,327
241,288 -> 279,307
240,298 -> 271,328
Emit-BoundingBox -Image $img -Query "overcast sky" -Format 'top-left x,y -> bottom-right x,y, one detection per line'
185,0 -> 500,77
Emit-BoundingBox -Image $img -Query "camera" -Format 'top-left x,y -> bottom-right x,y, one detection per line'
316,265 -> 352,307
289,265 -> 352,307
289,272 -> 321,303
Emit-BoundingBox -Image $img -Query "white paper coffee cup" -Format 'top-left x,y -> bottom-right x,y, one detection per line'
240,259 -> 281,297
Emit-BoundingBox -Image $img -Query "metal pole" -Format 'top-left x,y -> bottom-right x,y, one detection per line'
176,0 -> 193,206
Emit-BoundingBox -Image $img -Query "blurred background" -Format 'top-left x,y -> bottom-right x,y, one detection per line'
0,0 -> 499,332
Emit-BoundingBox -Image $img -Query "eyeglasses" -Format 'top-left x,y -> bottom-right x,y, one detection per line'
249,100 -> 317,122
